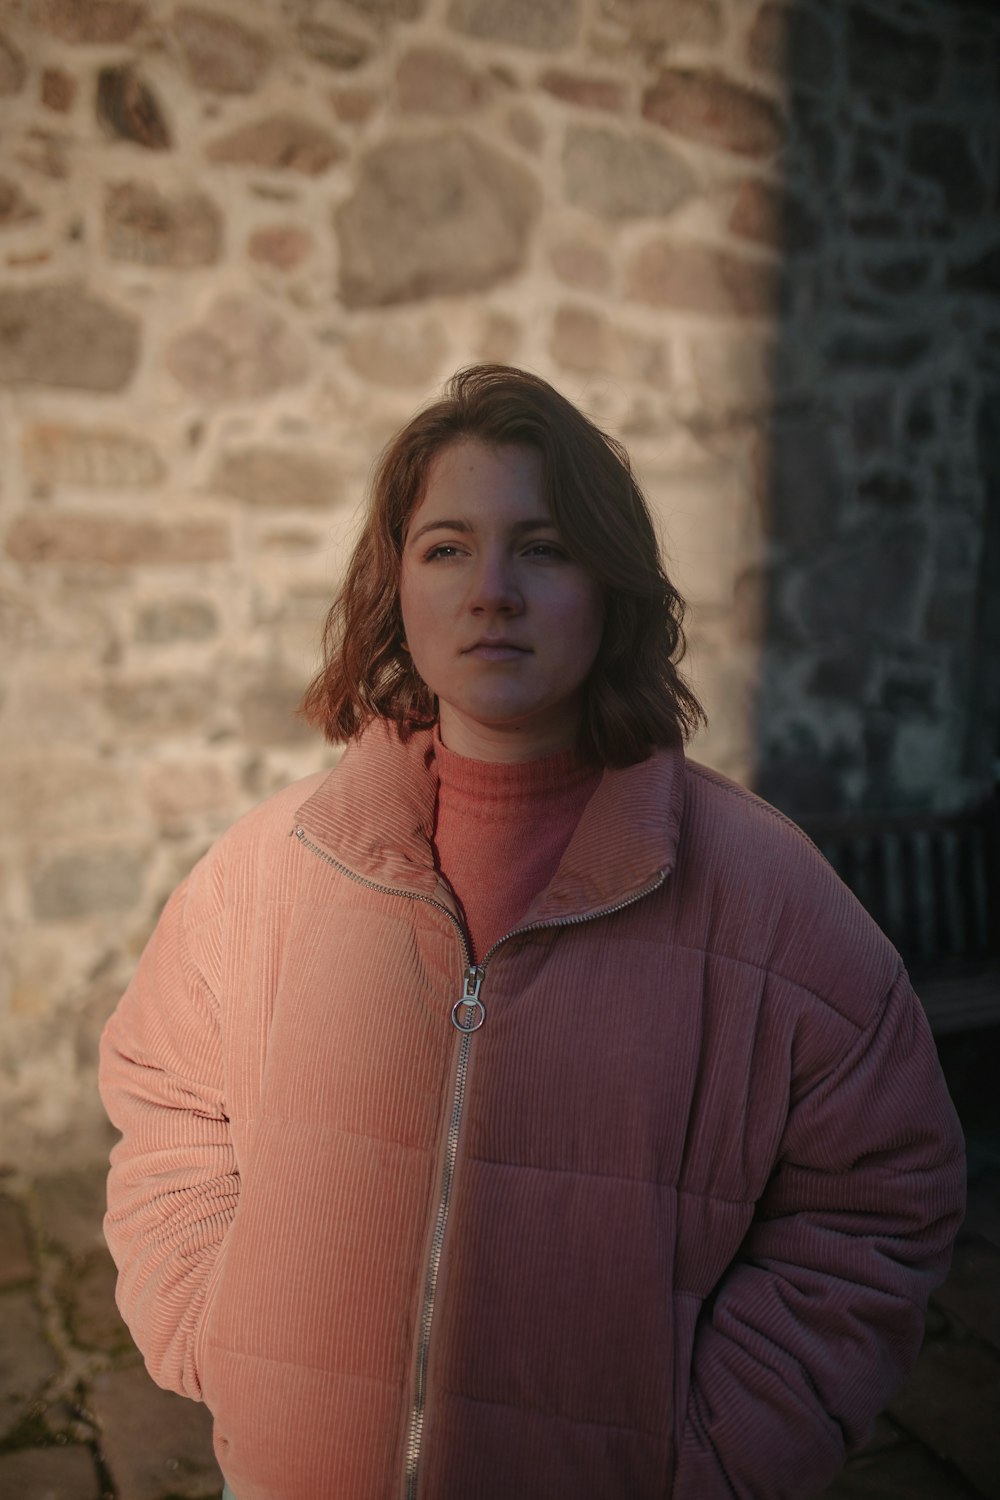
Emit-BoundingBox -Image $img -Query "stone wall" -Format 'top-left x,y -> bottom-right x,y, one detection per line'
1,0 -> 997,1163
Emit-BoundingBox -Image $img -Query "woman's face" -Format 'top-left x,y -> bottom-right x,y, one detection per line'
399,439 -> 604,762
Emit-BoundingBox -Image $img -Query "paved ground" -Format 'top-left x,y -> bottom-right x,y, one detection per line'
2,1027 -> 998,1500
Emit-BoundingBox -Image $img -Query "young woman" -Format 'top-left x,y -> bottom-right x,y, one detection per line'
101,365 -> 964,1500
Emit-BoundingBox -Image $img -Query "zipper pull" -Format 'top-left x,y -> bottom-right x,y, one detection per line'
451,966 -> 485,1033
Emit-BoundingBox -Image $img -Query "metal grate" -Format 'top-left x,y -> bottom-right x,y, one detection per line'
800,797 -> 1000,974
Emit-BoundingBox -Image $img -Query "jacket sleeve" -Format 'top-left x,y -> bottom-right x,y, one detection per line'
674,966 -> 966,1500
99,867 -> 238,1400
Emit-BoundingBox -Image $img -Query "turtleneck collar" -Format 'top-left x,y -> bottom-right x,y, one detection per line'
432,727 -> 600,820
294,719 -> 685,921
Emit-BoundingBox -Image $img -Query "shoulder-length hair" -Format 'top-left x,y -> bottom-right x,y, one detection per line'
301,363 -> 705,766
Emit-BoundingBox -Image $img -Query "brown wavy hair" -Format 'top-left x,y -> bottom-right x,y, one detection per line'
300,364 -> 705,766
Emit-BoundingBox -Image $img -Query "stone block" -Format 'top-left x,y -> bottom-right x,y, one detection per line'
808,653 -> 875,702
6,514 -> 231,567
548,236 -> 612,291
0,1196 -> 32,1289
506,105 -> 544,152
0,586 -> 43,649
67,1250 -> 135,1353
949,242 -> 1000,296
211,448 -> 341,509
238,680 -> 316,746
907,122 -> 985,217
345,318 -> 447,387
550,303 -> 609,372
598,0 -> 722,48
0,1291 -> 59,1439
31,846 -> 147,922
142,761 -> 235,826
845,210 -> 903,240
91,1366 -> 221,1500
134,597 -> 218,643
336,133 -> 540,307
103,181 -> 223,268
0,33 -> 27,94
446,0 -> 580,51
0,285 -> 140,393
540,69 -> 625,111
102,677 -> 217,736
888,1337 -> 1000,1499
642,70 -> 785,158
847,5 -> 942,105
0,176 -> 40,227
71,967 -> 134,1078
41,66 -> 76,111
259,526 -> 325,554
342,0 -> 427,16
794,523 -> 927,642
174,7 -> 269,94
826,329 -> 930,370
563,125 -> 696,220
848,142 -> 887,202
166,296 -> 309,400
0,754 -> 140,839
924,589 -> 974,643
474,310 -> 521,363
397,46 -> 485,113
330,88 -> 378,123
880,668 -> 938,716
746,2 -> 835,93
23,424 -> 165,488
96,66 -> 171,150
857,469 -> 916,507
627,240 -> 779,319
550,304 -> 666,384
38,0 -> 145,44
0,1444 -> 101,1500
248,224 -> 313,269
12,128 -> 69,181
297,21 -> 371,70
206,114 -> 342,174
851,390 -> 895,458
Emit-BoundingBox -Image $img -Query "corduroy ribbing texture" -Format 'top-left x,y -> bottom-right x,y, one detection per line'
100,720 -> 966,1500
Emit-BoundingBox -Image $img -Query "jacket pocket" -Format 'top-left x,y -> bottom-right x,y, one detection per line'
193,1229 -> 235,1401
669,1291 -> 701,1487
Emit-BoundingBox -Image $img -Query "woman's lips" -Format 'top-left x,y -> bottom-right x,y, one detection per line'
464,642 -> 531,661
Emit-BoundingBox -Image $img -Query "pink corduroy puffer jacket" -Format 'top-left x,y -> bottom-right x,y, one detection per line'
100,721 -> 965,1500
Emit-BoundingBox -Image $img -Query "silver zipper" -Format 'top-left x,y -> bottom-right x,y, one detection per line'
403,964 -> 482,1497
293,824 -> 666,1498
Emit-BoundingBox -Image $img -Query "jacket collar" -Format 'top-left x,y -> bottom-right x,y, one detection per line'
295,719 -> 685,924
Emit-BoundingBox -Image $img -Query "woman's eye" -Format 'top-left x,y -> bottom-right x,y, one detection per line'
523,542 -> 567,559
425,543 -> 463,560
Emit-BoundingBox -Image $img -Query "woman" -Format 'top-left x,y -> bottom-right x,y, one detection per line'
101,365 -> 965,1500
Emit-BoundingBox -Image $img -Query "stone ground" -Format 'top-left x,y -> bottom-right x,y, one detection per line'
1,1027 -> 998,1500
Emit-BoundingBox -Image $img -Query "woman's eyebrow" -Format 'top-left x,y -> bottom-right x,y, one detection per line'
408,515 -> 557,543
408,516 -> 473,543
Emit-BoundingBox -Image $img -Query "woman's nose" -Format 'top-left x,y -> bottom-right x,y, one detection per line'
468,550 -> 523,613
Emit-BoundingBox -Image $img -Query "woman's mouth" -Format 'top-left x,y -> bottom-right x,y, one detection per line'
465,641 -> 531,661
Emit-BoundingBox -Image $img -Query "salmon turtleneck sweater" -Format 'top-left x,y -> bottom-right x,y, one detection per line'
431,733 -> 603,963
